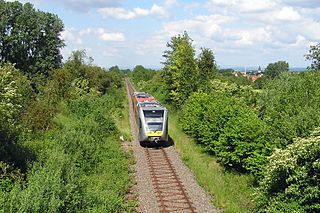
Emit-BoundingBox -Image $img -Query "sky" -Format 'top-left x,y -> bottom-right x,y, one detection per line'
16,0 -> 320,69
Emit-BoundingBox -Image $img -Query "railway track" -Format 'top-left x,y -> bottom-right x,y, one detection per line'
126,78 -> 196,212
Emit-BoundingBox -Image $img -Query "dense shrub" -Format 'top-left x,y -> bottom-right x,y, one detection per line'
130,65 -> 156,83
259,71 -> 320,147
0,64 -> 25,126
256,129 -> 320,212
181,92 -> 270,175
208,79 -> 258,107
1,148 -> 84,212
0,64 -> 33,165
21,100 -> 57,132
135,71 -> 170,104
0,93 -> 132,212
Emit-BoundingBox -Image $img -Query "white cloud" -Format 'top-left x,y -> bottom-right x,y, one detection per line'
100,32 -> 124,41
53,0 -> 123,12
163,14 -> 235,37
228,28 -> 273,46
299,18 -> 320,41
99,4 -> 167,20
206,0 -> 277,13
261,6 -> 301,22
164,0 -> 177,7
61,28 -> 82,45
80,27 -> 125,41
276,7 -> 301,21
281,0 -> 320,8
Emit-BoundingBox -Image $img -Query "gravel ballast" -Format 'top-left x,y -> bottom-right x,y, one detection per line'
126,79 -> 218,212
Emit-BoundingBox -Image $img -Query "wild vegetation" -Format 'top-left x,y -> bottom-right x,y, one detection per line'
0,1 -> 133,212
131,31 -> 320,212
2,0 -> 320,211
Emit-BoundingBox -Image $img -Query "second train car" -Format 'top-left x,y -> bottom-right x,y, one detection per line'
132,92 -> 168,144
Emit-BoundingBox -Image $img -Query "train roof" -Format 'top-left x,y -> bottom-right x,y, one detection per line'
138,101 -> 166,110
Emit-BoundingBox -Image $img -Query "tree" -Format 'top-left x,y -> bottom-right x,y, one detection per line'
162,31 -> 198,107
68,49 -> 94,66
0,1 -> 64,76
256,130 -> 320,212
197,47 -> 217,90
305,43 -> 320,70
109,65 -> 120,73
264,61 -> 289,79
131,65 -> 155,82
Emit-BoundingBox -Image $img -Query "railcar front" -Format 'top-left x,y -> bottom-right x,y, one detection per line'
137,103 -> 168,144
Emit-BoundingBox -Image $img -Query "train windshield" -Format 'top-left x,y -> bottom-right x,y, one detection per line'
143,110 -> 164,120
144,110 -> 164,131
146,122 -> 163,131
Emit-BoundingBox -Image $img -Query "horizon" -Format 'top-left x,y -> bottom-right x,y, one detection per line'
17,0 -> 320,69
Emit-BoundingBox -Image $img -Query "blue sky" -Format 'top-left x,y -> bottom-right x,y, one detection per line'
17,0 -> 320,69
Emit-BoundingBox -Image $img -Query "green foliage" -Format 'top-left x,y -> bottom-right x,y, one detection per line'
0,162 -> 22,192
64,55 -> 122,94
253,75 -> 267,89
162,31 -> 198,107
0,64 -> 22,126
305,42 -> 320,70
0,63 -> 33,164
134,70 -> 169,104
1,93 -> 132,212
181,92 -> 269,176
130,65 -> 156,84
264,61 -> 289,79
256,130 -> 320,212
197,47 -> 217,90
258,71 -> 320,147
20,53 -> 121,133
0,3 -> 131,210
208,79 -> 258,107
169,109 -> 255,212
0,0 -> 64,75
21,100 -> 57,132
68,49 -> 93,66
217,69 -> 253,86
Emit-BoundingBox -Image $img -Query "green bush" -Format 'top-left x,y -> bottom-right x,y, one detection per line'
1,93 -> 132,212
259,71 -> 320,147
21,100 -> 57,132
181,92 -> 270,176
256,129 -> 320,212
1,148 -> 84,213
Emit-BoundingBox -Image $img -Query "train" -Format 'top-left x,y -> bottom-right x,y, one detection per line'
132,92 -> 168,144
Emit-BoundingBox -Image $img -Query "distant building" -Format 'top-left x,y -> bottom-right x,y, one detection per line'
245,71 -> 263,82
230,66 -> 264,82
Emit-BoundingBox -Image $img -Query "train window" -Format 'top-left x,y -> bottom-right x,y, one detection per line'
143,110 -> 164,118
147,122 -> 163,131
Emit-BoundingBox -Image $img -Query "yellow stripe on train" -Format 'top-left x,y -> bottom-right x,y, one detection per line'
147,131 -> 163,137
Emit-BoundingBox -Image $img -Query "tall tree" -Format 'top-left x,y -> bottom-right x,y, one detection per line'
162,31 -> 198,107
197,47 -> 217,90
305,43 -> 320,70
264,61 -> 289,79
131,65 -> 155,82
0,1 -> 64,76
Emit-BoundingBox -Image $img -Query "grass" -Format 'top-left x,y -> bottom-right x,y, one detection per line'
113,86 -> 133,142
168,110 -> 255,213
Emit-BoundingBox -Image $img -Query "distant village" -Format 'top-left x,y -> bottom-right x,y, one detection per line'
232,66 -> 264,82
